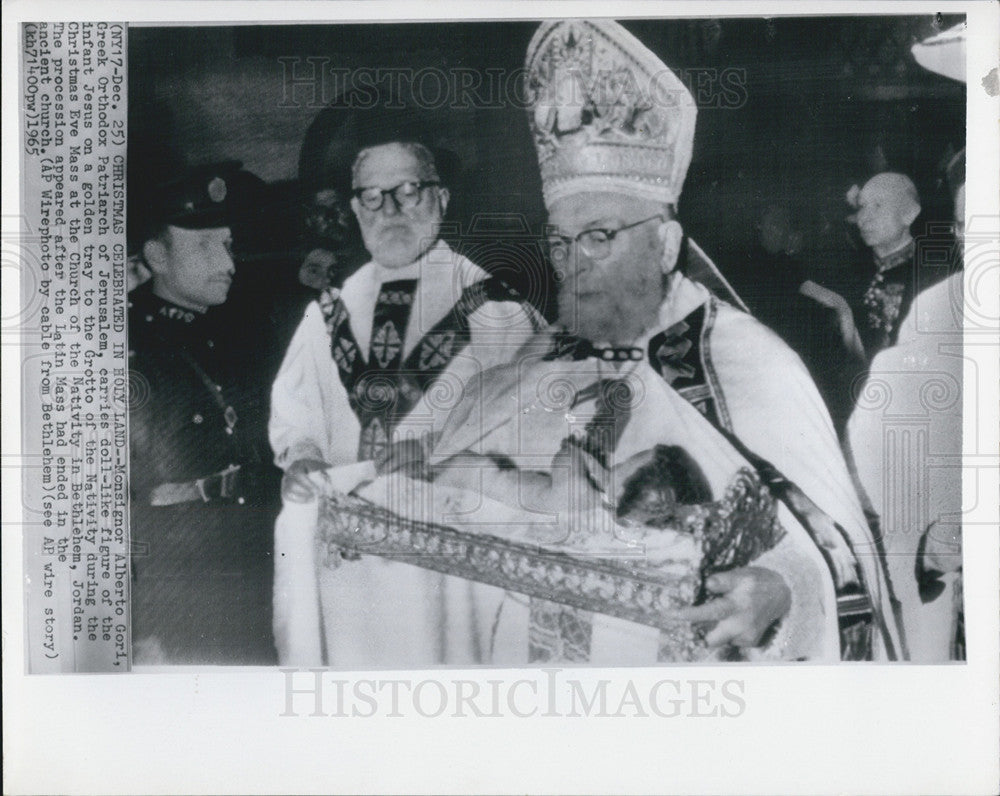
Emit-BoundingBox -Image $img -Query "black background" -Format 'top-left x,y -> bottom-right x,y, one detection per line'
129,16 -> 965,327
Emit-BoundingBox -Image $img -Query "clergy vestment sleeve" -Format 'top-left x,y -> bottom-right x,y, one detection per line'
269,300 -> 362,469
466,299 -> 544,372
393,299 -> 545,443
708,308 -> 872,545
752,510 -> 839,660
706,305 -> 902,658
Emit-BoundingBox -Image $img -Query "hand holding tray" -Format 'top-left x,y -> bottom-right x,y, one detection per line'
317,466 -> 783,640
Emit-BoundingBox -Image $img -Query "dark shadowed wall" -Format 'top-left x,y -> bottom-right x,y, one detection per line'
129,16 -> 965,314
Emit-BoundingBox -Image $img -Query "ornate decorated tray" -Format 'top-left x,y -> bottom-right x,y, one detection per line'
317,467 -> 783,640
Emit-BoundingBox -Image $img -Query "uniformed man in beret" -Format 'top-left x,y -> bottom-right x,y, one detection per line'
128,163 -> 279,665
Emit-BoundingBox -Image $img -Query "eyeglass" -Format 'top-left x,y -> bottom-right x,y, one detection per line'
546,214 -> 665,262
352,180 -> 440,212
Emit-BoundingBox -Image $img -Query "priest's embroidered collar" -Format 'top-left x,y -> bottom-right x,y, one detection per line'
874,238 -> 915,272
544,331 -> 644,362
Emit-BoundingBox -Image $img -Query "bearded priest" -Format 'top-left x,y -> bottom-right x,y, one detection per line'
415,19 -> 904,663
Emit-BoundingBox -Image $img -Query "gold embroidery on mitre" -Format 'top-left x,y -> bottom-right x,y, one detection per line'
525,19 -> 697,208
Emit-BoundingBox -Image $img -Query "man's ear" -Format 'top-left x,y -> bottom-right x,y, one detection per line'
436,186 -> 450,216
142,237 -> 169,276
658,219 -> 684,274
349,196 -> 362,221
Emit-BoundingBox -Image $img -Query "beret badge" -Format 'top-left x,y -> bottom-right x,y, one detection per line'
207,176 -> 228,204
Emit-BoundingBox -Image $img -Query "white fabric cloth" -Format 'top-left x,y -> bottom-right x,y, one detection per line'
272,498 -> 323,665
431,273 -> 896,662
847,272 -> 964,661
270,240 -> 541,666
270,240 -> 541,468
658,275 -> 900,660
445,354 -> 833,662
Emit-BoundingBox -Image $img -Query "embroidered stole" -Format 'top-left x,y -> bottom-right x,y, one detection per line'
528,378 -> 635,663
529,298 -> 878,662
528,305 -> 724,663
319,276 -> 537,461
650,300 -> 879,660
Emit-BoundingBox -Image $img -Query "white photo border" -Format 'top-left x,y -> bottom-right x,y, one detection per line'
3,1 -> 998,794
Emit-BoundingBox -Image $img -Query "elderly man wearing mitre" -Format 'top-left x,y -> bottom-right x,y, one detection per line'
420,20 -> 904,663
269,104 -> 545,667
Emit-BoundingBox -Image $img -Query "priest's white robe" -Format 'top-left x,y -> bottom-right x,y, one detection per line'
429,273 -> 901,662
270,240 -> 541,667
847,271 -> 963,661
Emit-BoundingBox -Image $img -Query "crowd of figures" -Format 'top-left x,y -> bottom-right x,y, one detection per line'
126,19 -> 966,666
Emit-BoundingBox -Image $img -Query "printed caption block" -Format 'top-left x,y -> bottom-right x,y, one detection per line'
21,22 -> 130,672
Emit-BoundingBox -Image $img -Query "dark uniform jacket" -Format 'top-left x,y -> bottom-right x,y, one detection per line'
128,285 -> 279,664
858,236 -> 956,359
859,241 -> 919,357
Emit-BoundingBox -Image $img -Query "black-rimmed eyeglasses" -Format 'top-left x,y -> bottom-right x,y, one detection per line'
353,180 -> 440,212
546,214 -> 665,262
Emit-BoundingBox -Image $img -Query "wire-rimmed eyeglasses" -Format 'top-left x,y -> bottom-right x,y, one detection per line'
352,180 -> 440,212
546,214 -> 665,262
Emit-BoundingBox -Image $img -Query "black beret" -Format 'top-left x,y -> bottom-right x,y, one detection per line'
129,161 -> 242,250
150,161 -> 242,228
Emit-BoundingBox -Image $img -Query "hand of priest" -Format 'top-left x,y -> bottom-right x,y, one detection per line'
673,567 -> 791,649
281,458 -> 331,503
376,438 -> 430,480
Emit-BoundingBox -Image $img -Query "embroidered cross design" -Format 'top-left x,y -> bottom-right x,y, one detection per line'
377,289 -> 414,306
359,417 -> 389,461
371,321 -> 403,369
332,338 -> 358,373
398,376 -> 422,404
418,330 -> 456,370
353,376 -> 399,414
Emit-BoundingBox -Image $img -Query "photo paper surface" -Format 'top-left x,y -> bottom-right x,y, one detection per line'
4,2 -> 998,794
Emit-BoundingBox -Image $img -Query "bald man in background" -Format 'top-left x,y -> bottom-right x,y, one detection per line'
847,171 -> 923,357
